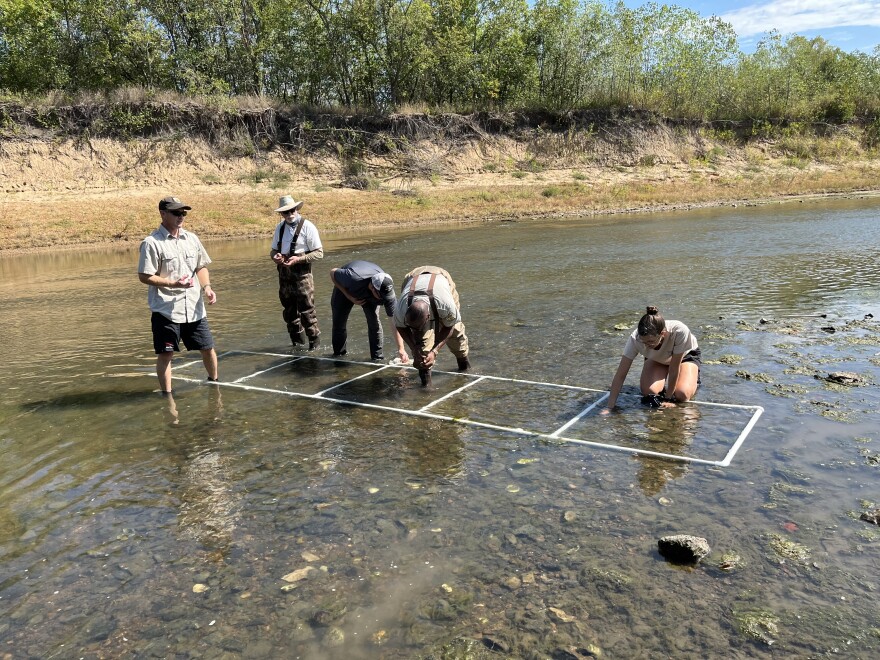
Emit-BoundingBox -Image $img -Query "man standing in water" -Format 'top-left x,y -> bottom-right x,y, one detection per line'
329,260 -> 409,363
393,266 -> 470,386
270,195 -> 323,350
138,196 -> 218,393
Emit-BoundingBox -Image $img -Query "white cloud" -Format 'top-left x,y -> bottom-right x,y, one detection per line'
720,0 -> 880,38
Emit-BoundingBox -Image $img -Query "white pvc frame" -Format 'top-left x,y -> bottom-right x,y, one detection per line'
170,350 -> 763,466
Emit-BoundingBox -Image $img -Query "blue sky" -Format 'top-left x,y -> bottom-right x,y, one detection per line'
624,1 -> 880,53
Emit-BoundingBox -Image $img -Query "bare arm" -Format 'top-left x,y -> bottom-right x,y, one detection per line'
195,267 -> 216,304
330,268 -> 365,305
138,272 -> 192,288
396,325 -> 421,358
604,355 -> 635,410
387,322 -> 410,363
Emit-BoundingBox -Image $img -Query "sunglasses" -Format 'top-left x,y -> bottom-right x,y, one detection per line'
281,209 -> 297,215
169,210 -> 187,217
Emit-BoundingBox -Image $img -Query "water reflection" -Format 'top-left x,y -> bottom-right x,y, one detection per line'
160,388 -> 237,558
634,405 -> 701,496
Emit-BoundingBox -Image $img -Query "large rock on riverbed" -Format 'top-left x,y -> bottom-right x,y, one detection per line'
658,535 -> 711,564
819,371 -> 863,386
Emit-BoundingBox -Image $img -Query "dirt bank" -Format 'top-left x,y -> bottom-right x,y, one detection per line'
1,107 -> 878,253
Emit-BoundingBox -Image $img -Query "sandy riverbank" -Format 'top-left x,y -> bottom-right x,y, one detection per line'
2,132 -> 879,254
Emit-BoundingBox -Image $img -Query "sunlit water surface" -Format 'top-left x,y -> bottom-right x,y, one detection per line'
2,198 -> 880,658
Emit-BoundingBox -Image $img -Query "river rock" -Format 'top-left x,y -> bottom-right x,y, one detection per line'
860,508 -> 880,525
481,635 -> 510,652
657,535 -> 711,564
821,371 -> 863,385
85,615 -> 116,642
281,566 -> 314,583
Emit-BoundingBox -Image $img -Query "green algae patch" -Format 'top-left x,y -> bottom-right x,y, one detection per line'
769,482 -> 815,499
735,370 -> 773,382
782,365 -> 817,376
718,550 -> 744,571
733,607 -> 779,644
820,408 -> 858,423
766,384 -> 808,397
705,354 -> 743,365
702,331 -> 733,340
768,534 -> 811,563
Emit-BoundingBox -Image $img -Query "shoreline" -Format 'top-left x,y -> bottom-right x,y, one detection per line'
2,185 -> 879,257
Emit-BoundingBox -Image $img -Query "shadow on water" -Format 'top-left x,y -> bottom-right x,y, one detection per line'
20,388 -> 158,412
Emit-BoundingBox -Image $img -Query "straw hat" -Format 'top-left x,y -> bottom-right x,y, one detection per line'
274,195 -> 304,213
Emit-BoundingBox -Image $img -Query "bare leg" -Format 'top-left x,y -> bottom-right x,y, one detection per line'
670,362 -> 700,402
156,352 -> 174,393
640,359 -> 669,396
201,348 -> 218,381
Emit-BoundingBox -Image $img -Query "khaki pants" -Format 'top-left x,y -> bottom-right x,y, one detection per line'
402,266 -> 468,359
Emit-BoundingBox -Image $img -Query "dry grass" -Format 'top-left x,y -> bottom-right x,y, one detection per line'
2,161 -> 878,253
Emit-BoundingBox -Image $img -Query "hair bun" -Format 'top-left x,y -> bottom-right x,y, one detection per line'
646,305 -> 659,315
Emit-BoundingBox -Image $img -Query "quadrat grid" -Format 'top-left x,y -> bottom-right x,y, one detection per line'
168,350 -> 763,466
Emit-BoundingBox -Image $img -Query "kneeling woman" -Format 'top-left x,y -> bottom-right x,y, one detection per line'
603,306 -> 701,411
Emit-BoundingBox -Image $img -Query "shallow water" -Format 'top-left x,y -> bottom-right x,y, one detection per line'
2,198 -> 880,658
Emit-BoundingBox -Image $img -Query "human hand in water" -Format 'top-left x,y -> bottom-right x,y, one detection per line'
421,349 -> 437,369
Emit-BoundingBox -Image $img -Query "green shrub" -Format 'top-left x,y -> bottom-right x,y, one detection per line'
782,157 -> 809,169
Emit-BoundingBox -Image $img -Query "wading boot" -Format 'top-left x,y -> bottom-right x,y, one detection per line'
290,330 -> 307,346
456,357 -> 471,372
419,369 -> 432,387
308,336 -> 321,351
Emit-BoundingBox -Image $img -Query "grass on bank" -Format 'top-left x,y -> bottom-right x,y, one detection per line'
2,163 -> 879,253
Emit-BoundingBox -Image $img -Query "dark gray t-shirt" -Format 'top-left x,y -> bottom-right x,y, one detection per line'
335,261 -> 395,315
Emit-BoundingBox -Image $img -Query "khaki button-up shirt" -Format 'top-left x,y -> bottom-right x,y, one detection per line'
138,226 -> 212,323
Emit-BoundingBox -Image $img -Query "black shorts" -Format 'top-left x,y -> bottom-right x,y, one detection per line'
151,312 -> 214,354
682,348 -> 702,365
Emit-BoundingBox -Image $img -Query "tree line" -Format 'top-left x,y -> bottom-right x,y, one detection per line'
1,0 -> 879,121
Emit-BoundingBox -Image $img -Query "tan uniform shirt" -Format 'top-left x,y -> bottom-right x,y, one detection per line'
138,225 -> 212,323
622,319 -> 698,365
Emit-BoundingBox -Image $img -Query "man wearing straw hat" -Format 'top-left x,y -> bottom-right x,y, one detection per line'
270,195 -> 323,349
393,266 -> 470,386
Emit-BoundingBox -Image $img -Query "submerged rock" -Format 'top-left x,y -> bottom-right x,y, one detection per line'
718,551 -> 744,571
734,370 -> 773,383
734,607 -> 779,645
482,635 -> 510,653
820,371 -> 863,386
860,508 -> 880,525
657,534 -> 711,564
768,533 -> 811,563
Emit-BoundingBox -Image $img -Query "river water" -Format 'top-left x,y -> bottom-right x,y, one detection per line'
1,198 -> 880,658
